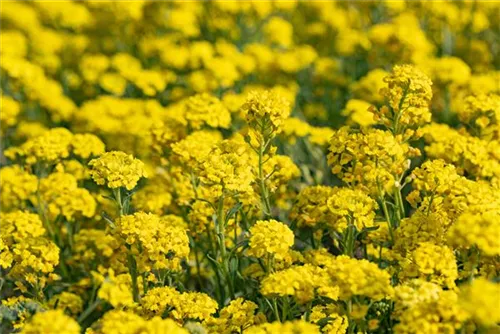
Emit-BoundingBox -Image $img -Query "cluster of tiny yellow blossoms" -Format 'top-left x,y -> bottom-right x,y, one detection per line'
247,220 -> 294,261
242,90 -> 291,139
114,212 -> 190,272
2,2 -> 500,333
376,64 -> 433,138
89,151 -> 147,190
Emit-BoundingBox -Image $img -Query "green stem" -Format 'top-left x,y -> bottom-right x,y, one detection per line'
113,188 -> 124,216
216,197 -> 226,260
281,296 -> 290,321
378,194 -> 394,246
443,86 -> 451,123
273,298 -> 281,322
216,196 -> 235,300
193,243 -> 204,290
127,252 -> 140,302
305,301 -> 313,321
35,180 -> 56,242
258,140 -> 273,217
343,224 -> 357,257
78,299 -> 101,324
347,299 -> 355,334
394,187 -> 406,224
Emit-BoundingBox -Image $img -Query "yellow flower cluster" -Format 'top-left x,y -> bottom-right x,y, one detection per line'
87,310 -> 188,334
184,93 -> 232,130
328,127 -> 417,194
399,242 -> 458,289
48,292 -> 83,316
6,128 -> 103,165
310,305 -> 348,334
38,172 -> 96,221
290,186 -> 336,228
247,220 -> 294,261
459,278 -> 500,327
242,90 -> 291,138
20,310 -> 80,334
197,139 -> 256,199
341,99 -> 375,128
376,64 -> 433,137
96,271 -> 135,309
447,212 -> 500,256
326,188 -> 377,232
0,166 -> 38,211
422,123 -> 500,182
456,94 -> 500,140
261,264 -> 339,304
393,280 -> 468,334
140,286 -> 218,322
0,211 -> 59,288
205,298 -> 263,333
246,320 -> 320,334
89,151 -> 147,190
114,212 -> 190,271
324,255 -> 393,301
2,2 -> 500,333
1,96 -> 21,131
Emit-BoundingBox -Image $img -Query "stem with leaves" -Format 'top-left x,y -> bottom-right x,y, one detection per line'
112,187 -> 140,302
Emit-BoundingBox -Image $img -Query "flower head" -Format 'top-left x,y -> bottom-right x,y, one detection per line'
89,151 -> 147,190
247,220 -> 294,260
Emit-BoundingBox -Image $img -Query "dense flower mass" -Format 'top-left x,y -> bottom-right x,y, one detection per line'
1,2 -> 500,333
89,151 -> 147,190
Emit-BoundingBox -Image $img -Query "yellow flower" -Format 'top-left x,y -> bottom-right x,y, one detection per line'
459,278 -> 500,327
196,139 -> 256,199
399,242 -> 458,289
5,128 -> 73,165
48,292 -> 83,315
326,187 -> 377,232
242,90 -> 291,138
184,93 -> 231,130
140,286 -> 217,322
456,94 -> 500,140
310,305 -> 348,334
1,211 -> 46,244
425,56 -> 471,86
89,151 -> 147,190
290,186 -> 335,227
132,180 -> 173,214
393,280 -> 468,334
328,127 -> 417,195
246,320 -> 320,334
172,130 -> 222,168
342,99 -> 376,128
37,172 -> 96,221
99,72 -> 128,96
447,211 -> 500,256
261,264 -> 339,304
325,255 -> 393,301
2,236 -> 59,286
351,69 -> 389,105
72,229 -> 121,270
97,272 -> 135,308
20,310 -> 80,334
88,309 -> 188,334
71,134 -> 105,159
377,64 -> 433,137
263,16 -> 293,48
247,220 -> 294,261
114,212 -> 189,272
1,95 -> 21,130
206,298 -> 261,333
0,166 -> 37,211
